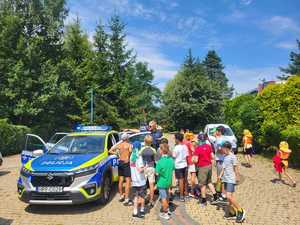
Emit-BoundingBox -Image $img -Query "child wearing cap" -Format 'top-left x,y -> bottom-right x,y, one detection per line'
242,129 -> 253,167
218,141 -> 245,223
183,132 -> 197,197
272,141 -> 296,187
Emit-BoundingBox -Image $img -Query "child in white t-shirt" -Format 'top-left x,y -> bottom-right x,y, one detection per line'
130,141 -> 146,218
172,133 -> 188,202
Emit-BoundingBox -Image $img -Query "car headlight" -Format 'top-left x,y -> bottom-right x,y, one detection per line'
20,166 -> 32,177
74,164 -> 99,177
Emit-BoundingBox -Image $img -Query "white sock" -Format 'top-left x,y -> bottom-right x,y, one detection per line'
133,208 -> 138,215
221,193 -> 226,198
140,207 -> 144,212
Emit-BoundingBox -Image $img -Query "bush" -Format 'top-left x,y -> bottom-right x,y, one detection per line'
0,119 -> 31,156
281,126 -> 300,167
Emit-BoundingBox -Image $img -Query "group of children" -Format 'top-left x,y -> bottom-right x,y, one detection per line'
109,122 -> 297,223
109,125 -> 247,223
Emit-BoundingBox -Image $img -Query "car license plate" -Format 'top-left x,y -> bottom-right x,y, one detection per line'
37,186 -> 63,193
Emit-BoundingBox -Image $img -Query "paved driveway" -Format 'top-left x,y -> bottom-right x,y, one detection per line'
0,144 -> 300,225
0,154 -> 161,225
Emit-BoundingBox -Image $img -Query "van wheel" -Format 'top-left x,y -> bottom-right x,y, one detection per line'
98,172 -> 112,204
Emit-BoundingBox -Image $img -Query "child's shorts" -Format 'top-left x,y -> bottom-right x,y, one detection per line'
158,188 -> 169,200
145,167 -> 156,183
224,182 -> 236,193
175,167 -> 187,179
188,164 -> 196,173
132,185 -> 147,198
197,165 -> 212,185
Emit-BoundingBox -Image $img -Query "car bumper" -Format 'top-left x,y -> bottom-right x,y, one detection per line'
18,189 -> 100,205
17,173 -> 101,205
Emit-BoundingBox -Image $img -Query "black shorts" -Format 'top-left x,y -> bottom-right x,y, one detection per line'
175,167 -> 187,179
118,161 -> 131,177
132,185 -> 147,198
244,147 -> 253,156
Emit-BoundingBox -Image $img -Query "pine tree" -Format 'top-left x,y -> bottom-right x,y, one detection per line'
203,50 -> 233,98
280,40 -> 300,80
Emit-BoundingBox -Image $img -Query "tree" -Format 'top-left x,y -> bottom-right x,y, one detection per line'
202,50 -> 233,98
280,40 -> 300,80
0,0 -> 68,130
162,50 -> 225,131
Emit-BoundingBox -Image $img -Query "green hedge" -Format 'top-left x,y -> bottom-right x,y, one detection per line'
0,119 -> 31,156
281,126 -> 300,167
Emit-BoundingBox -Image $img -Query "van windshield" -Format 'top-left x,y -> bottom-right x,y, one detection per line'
48,135 -> 105,154
209,128 -> 234,136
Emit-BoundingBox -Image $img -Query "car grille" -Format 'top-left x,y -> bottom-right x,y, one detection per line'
31,192 -> 71,201
31,174 -> 74,187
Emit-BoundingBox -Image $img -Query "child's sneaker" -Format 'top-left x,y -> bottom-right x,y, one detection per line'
123,199 -> 133,206
140,210 -> 145,217
224,214 -> 237,220
132,213 -> 144,219
179,196 -> 185,202
119,196 -> 125,202
159,212 -> 170,220
167,209 -> 172,216
236,208 -> 246,223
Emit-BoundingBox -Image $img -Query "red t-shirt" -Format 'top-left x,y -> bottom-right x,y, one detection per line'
194,144 -> 213,167
183,140 -> 194,165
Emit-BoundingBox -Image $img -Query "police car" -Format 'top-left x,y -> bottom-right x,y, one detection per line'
18,125 -> 119,205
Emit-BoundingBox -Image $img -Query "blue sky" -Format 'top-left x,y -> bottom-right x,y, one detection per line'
66,0 -> 300,94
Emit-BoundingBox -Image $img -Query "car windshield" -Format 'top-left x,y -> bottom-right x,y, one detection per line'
48,133 -> 67,144
49,135 -> 104,154
209,127 -> 234,136
129,133 -> 149,143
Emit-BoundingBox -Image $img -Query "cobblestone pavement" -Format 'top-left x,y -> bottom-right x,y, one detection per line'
0,154 -> 161,225
1,149 -> 300,225
185,154 -> 300,225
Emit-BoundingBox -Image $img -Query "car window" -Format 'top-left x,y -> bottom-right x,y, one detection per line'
26,136 -> 46,152
129,134 -> 147,143
48,133 -> 67,144
107,134 -> 114,150
49,135 -> 105,154
209,127 -> 233,136
113,133 -> 119,143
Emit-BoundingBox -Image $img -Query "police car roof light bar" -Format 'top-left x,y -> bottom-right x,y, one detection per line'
75,125 -> 112,132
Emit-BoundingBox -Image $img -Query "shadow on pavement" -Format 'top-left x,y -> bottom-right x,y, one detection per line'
25,184 -> 118,215
0,171 -> 10,177
0,217 -> 13,225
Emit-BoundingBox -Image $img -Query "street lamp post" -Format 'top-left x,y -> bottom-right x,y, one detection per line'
90,88 -> 94,124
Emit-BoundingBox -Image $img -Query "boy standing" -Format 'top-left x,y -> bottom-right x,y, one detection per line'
109,133 -> 132,205
139,135 -> 157,207
218,141 -> 246,223
156,143 -> 175,220
172,133 -> 189,202
130,141 -> 147,218
194,132 -> 218,206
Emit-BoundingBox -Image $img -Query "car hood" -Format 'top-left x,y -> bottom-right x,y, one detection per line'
30,153 -> 98,172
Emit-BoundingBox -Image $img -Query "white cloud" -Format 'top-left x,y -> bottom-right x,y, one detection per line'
225,65 -> 281,94
127,35 -> 179,89
262,16 -> 300,35
275,41 -> 297,50
240,0 -> 253,6
177,16 -> 206,32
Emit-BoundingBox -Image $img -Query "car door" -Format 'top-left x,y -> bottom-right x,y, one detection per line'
21,134 -> 48,165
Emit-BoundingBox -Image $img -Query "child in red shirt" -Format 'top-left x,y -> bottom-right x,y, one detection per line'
194,132 -> 218,206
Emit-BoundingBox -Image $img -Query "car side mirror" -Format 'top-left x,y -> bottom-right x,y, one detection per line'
32,149 -> 44,157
